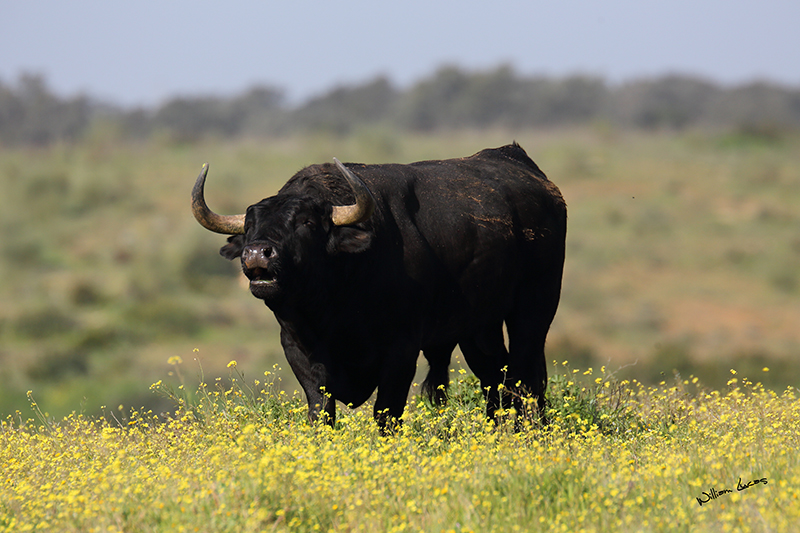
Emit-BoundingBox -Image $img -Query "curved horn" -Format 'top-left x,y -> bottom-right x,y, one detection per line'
331,158 -> 376,226
191,163 -> 245,235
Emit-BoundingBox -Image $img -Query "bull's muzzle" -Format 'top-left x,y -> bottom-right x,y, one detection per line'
242,244 -> 274,270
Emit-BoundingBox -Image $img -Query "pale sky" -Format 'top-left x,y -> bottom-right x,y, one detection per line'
2,0 -> 798,107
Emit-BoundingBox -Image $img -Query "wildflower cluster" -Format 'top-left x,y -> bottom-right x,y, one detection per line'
1,361 -> 799,532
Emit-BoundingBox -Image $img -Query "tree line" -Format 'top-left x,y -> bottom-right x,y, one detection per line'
2,66 -> 800,146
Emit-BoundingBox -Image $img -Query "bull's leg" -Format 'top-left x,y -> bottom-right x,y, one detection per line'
373,344 -> 419,434
305,381 -> 336,427
505,279 -> 562,425
278,323 -> 336,427
291,358 -> 336,427
505,318 -> 548,425
421,343 -> 455,406
459,322 -> 510,419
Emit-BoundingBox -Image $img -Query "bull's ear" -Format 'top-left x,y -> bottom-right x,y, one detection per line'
220,235 -> 244,260
327,227 -> 373,255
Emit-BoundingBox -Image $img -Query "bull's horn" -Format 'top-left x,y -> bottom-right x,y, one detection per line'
331,158 -> 376,226
191,163 -> 245,235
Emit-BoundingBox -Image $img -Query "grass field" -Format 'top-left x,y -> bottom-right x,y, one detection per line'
2,360 -> 798,532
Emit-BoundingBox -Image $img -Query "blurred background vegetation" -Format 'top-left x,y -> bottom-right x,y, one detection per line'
1,66 -> 799,418
3,66 -> 800,144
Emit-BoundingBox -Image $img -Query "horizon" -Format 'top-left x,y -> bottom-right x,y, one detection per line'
4,67 -> 798,112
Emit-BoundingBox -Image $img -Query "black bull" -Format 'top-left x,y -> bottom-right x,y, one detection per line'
191,143 -> 566,430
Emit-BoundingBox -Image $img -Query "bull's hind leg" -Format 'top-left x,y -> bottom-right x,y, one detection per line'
459,322 -> 510,419
504,277 -> 562,423
373,341 -> 420,434
421,343 -> 454,406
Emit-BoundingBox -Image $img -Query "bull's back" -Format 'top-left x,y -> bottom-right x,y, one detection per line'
407,148 -> 565,273
363,146 -> 565,334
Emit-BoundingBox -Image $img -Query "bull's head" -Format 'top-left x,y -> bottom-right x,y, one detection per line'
191,159 -> 375,303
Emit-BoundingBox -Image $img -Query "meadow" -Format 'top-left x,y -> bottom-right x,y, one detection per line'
1,127 -> 799,530
2,359 -> 798,532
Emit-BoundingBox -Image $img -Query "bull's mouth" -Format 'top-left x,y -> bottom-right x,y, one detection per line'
246,267 -> 279,298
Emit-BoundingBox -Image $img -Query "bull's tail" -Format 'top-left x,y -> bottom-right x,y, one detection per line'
421,349 -> 451,406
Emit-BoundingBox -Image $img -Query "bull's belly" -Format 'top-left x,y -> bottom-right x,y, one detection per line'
331,386 -> 376,409
325,357 -> 380,408
419,295 -> 509,347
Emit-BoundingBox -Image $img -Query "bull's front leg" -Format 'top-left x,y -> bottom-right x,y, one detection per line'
278,322 -> 336,427
306,380 -> 336,427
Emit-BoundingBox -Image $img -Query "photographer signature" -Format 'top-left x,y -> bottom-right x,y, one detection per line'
696,477 -> 768,506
